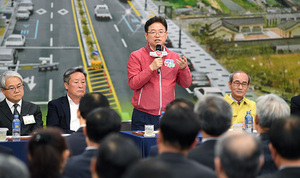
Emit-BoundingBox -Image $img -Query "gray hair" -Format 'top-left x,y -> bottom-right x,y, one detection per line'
256,94 -> 290,128
215,131 -> 262,178
63,66 -> 86,84
0,154 -> 30,178
0,70 -> 23,89
229,71 -> 251,84
194,95 -> 232,136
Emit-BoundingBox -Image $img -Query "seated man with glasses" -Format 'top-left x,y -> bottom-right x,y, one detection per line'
0,71 -> 43,135
224,71 -> 256,124
127,16 -> 192,131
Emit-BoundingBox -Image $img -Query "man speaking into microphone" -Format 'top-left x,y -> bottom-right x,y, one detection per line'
127,16 -> 192,131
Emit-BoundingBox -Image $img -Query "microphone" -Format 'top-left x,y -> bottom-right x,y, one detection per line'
156,44 -> 162,74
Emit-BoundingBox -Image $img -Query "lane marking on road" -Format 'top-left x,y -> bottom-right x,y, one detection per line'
34,20 -> 39,39
121,38 -> 127,48
49,79 -> 53,101
50,24 -> 53,32
51,2 -> 53,8
50,12 -> 53,19
122,15 -> 133,32
114,24 -> 119,32
50,37 -> 53,47
127,1 -> 140,17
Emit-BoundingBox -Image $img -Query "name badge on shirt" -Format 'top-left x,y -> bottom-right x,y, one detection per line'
164,59 -> 175,68
23,115 -> 36,125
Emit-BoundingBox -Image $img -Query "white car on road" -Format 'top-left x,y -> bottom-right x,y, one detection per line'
4,34 -> 26,47
194,87 -> 224,100
94,4 -> 112,20
16,7 -> 30,20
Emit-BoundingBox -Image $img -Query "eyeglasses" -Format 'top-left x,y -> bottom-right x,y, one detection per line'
147,30 -> 166,36
4,84 -> 24,91
232,81 -> 248,88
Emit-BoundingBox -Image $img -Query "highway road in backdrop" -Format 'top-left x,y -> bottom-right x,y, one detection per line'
11,0 -> 193,118
13,0 -> 82,102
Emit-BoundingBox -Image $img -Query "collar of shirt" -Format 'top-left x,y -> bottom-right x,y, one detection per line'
279,165 -> 300,170
202,137 -> 218,143
86,146 -> 98,151
230,94 -> 242,104
67,94 -> 77,106
6,99 -> 22,115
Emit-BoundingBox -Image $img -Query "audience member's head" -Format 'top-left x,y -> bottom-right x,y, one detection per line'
0,154 -> 30,178
28,127 -> 69,178
165,98 -> 194,112
269,116 -> 300,166
158,104 -> 200,152
194,95 -> 232,136
214,131 -> 263,178
78,92 -> 109,119
255,94 -> 290,132
91,134 -> 140,178
63,66 -> 87,102
0,70 -> 24,104
122,159 -> 173,178
85,108 -> 121,143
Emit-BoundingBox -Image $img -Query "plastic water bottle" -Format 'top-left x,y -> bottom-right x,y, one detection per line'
12,114 -> 21,141
245,111 -> 253,133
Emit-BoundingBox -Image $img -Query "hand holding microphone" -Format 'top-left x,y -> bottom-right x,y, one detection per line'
149,58 -> 162,72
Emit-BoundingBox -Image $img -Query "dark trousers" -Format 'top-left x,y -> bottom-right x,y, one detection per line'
131,108 -> 160,131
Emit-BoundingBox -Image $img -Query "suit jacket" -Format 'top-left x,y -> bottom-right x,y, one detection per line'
258,167 -> 300,178
188,139 -> 217,170
63,148 -> 97,178
66,127 -> 87,157
0,100 -> 43,135
151,152 -> 216,178
291,95 -> 300,118
258,132 -> 277,175
47,96 -> 73,134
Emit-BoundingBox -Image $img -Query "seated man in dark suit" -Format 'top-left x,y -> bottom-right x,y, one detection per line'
255,94 -> 290,175
63,108 -> 121,178
66,92 -> 109,156
291,95 -> 300,118
215,131 -> 264,178
0,71 -> 43,135
150,104 -> 216,178
47,66 -> 87,134
66,92 -> 109,157
258,116 -> 300,178
188,95 -> 232,170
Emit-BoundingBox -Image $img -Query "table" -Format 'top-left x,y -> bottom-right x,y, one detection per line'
120,131 -> 202,158
0,140 -> 28,163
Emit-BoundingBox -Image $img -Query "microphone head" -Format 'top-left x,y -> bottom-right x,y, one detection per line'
156,44 -> 162,51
